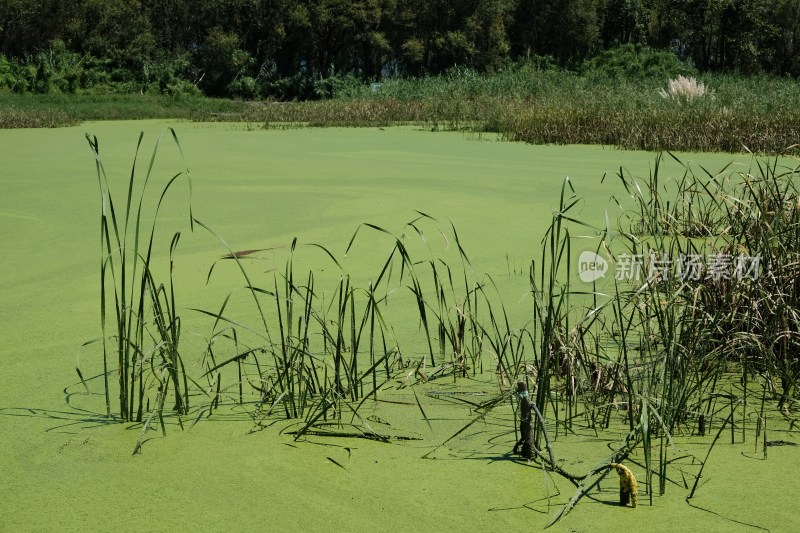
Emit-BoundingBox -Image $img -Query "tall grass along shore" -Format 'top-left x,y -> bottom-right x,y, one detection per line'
4,68 -> 800,154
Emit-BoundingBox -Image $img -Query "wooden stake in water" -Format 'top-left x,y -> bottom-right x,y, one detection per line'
514,381 -> 533,460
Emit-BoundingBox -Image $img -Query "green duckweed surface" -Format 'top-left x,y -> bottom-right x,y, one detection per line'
1,122 -> 798,532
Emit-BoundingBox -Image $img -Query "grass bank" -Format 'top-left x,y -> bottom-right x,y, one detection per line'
3,69 -> 799,154
0,92 -> 247,127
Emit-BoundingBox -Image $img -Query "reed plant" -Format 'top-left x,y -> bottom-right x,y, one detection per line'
659,75 -> 708,102
190,218 -> 433,435
590,153 -> 800,504
82,129 -> 193,425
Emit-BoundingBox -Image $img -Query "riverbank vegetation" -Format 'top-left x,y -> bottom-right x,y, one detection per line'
3,2 -> 799,152
6,64 -> 798,154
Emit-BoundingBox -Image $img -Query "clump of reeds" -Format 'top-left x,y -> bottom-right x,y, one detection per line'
82,129 -> 193,428
599,153 -> 800,499
659,75 -> 708,102
190,213 -> 498,440
442,152 -> 800,524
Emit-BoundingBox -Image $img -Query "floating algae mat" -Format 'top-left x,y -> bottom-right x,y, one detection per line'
1,121 -> 799,531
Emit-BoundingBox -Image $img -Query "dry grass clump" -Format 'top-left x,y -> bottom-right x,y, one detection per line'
503,106 -> 800,154
213,98 -> 507,130
658,75 -> 708,102
0,106 -> 76,128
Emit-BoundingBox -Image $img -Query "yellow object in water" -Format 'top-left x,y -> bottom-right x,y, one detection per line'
610,463 -> 638,508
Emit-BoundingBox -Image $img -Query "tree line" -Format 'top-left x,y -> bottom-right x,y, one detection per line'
1,0 -> 798,99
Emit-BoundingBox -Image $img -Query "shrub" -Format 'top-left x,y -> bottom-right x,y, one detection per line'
228,76 -> 257,99
0,54 -> 14,90
582,43 -> 696,79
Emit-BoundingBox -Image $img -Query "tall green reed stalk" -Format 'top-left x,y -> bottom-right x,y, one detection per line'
85,129 -> 192,422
